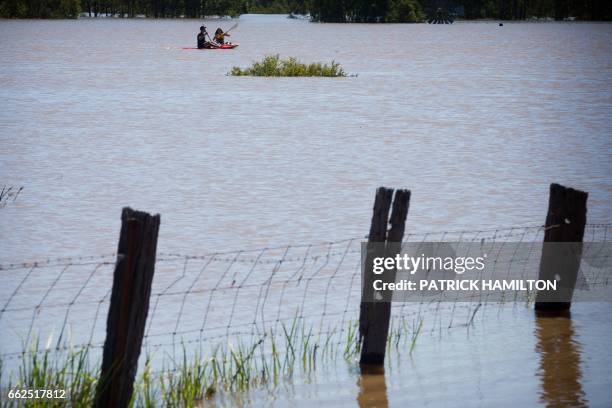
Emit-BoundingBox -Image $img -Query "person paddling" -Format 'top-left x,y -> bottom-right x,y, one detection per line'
214,28 -> 230,45
197,26 -> 211,49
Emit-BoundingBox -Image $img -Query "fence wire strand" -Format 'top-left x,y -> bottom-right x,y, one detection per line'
1,223 -> 611,369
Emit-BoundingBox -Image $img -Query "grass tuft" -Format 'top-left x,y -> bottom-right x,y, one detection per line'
2,317 -> 423,406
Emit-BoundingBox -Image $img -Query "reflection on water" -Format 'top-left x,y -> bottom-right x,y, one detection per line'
535,313 -> 586,407
357,365 -> 388,408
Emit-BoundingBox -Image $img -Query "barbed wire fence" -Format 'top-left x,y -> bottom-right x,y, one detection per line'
1,182 -> 611,408
1,222 -> 610,375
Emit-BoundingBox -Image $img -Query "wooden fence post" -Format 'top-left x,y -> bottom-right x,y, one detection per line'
359,188 -> 410,365
95,207 -> 160,408
535,183 -> 587,312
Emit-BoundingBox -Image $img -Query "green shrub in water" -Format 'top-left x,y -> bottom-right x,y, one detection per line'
230,55 -> 348,77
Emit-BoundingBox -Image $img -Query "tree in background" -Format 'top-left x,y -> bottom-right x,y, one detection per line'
0,0 -> 28,17
59,0 -> 81,16
0,0 -> 609,19
238,0 -> 307,14
288,0 -> 307,14
386,0 -> 425,22
202,0 -> 243,17
0,0 -> 80,17
309,0 -> 424,22
308,0 -> 350,22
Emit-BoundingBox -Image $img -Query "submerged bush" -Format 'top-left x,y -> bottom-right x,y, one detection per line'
230,55 -> 348,77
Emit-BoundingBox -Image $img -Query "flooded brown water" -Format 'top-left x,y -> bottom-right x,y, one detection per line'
221,304 -> 612,407
220,303 -> 612,407
1,15 -> 611,406
1,16 -> 611,262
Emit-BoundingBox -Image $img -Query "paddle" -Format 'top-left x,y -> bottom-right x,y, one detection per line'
224,22 -> 239,35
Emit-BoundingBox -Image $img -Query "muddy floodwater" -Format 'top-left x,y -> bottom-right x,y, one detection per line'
232,303 -> 612,407
1,16 -> 611,261
0,15 -> 611,406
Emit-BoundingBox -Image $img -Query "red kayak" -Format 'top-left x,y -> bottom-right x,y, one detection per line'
182,43 -> 238,50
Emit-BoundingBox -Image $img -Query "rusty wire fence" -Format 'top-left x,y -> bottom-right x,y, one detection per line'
1,223 -> 611,375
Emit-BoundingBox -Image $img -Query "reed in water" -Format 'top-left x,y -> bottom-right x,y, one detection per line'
1,317 -> 422,406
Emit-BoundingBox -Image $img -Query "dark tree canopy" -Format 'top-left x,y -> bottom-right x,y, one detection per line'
0,0 -> 609,20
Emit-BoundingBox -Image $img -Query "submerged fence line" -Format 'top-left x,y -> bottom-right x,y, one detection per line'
1,222 -> 610,361
0,183 -> 611,404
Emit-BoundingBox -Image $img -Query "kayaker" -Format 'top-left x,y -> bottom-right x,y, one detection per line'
214,28 -> 230,45
197,26 -> 211,49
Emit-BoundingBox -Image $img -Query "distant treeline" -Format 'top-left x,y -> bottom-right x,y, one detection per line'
0,0 -> 609,20
438,0 -> 611,20
308,0 -> 611,21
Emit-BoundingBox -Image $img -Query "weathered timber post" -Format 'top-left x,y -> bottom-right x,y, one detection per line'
359,188 -> 410,365
95,207 -> 160,408
535,183 -> 587,313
